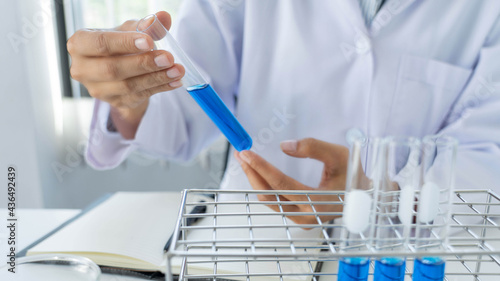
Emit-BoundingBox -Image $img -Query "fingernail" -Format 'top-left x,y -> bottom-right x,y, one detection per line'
169,80 -> 182,88
154,54 -> 171,68
234,152 -> 243,165
167,68 -> 180,78
280,140 -> 298,152
240,151 -> 251,164
135,38 -> 149,50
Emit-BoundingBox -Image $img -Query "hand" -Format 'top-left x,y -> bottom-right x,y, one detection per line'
234,138 -> 350,225
67,11 -> 185,139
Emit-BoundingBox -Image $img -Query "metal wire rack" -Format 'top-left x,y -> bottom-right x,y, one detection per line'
165,189 -> 500,281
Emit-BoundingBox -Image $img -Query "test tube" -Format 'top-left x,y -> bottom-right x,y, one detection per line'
339,137 -> 382,281
136,14 -> 252,151
413,135 -> 457,281
373,137 -> 421,281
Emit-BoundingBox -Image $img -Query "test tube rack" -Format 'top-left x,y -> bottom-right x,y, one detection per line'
166,189 -> 500,281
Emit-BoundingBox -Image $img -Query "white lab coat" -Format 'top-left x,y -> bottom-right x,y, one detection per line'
87,0 -> 500,192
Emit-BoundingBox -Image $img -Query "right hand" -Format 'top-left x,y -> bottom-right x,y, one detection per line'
67,11 -> 185,138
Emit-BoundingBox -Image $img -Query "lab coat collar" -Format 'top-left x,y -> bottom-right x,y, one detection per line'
335,0 -> 368,34
370,0 -> 418,36
335,0 -> 417,38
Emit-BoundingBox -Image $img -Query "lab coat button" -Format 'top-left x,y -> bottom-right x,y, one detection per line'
356,38 -> 371,54
345,128 -> 366,146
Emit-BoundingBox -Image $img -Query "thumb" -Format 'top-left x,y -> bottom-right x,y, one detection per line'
280,138 -> 348,166
116,11 -> 172,32
155,11 -> 172,30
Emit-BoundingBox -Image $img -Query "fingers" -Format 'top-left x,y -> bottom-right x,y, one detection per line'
235,150 -> 341,225
280,138 -> 349,168
235,151 -> 304,213
238,150 -> 309,191
260,198 -> 302,215
73,11 -> 171,57
236,150 -> 311,203
115,19 -> 141,32
116,11 -> 171,32
236,153 -> 301,215
107,80 -> 183,109
86,64 -> 184,102
235,152 -> 270,191
67,29 -> 153,57
235,151 -> 277,200
155,11 -> 172,30
121,63 -> 184,93
73,50 -> 175,82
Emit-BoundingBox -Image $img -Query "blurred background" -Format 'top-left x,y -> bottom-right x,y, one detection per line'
0,0 -> 227,209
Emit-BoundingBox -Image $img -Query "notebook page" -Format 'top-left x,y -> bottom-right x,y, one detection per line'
28,192 -> 185,267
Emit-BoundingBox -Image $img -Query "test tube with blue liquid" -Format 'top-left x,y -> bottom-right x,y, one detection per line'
413,136 -> 457,281
373,137 -> 421,281
136,14 -> 252,151
339,137 -> 382,281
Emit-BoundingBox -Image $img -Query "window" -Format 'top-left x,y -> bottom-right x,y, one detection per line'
77,0 -> 183,29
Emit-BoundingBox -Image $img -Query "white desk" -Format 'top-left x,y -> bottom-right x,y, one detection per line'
0,209 -> 80,252
0,209 -> 148,281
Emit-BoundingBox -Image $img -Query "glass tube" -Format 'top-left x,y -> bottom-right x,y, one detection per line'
373,137 -> 421,281
339,137 -> 382,281
136,14 -> 252,151
413,135 -> 457,281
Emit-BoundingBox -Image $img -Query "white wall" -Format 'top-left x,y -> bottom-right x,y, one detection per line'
0,0 -> 226,209
0,0 -> 45,208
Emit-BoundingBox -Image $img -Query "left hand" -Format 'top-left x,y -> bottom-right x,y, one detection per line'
234,138 -> 350,225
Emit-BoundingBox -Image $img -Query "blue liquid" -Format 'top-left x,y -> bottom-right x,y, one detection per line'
374,257 -> 406,281
338,257 -> 370,281
187,84 -> 252,151
412,257 -> 445,281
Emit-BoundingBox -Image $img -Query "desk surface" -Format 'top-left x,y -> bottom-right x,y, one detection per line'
0,209 -> 80,252
0,209 -> 150,281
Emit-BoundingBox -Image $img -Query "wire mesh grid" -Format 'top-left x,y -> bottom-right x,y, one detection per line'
165,189 -> 500,281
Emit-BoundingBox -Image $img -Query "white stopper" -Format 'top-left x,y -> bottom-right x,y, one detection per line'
343,190 -> 372,233
418,182 -> 440,223
398,185 -> 415,226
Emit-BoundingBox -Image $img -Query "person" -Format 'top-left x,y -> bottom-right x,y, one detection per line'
68,1 -> 500,224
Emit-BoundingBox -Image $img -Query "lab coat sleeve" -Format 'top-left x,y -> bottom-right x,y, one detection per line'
85,0 -> 244,169
438,15 -> 500,191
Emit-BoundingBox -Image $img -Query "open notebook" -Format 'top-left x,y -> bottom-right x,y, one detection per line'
23,192 -> 322,279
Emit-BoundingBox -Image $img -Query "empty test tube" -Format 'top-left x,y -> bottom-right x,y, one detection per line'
413,135 -> 457,281
339,137 -> 382,281
373,137 -> 421,281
